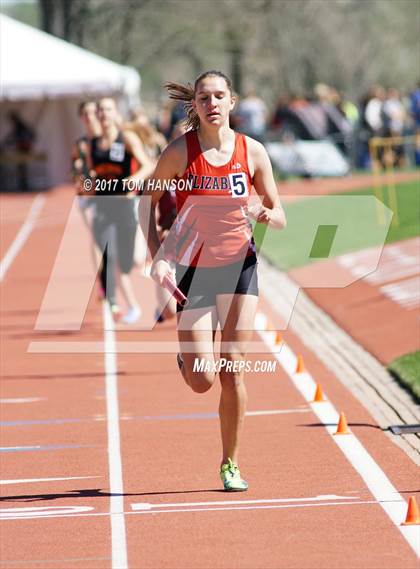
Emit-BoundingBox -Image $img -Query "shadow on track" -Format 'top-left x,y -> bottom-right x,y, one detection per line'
298,422 -> 382,429
0,488 -> 225,502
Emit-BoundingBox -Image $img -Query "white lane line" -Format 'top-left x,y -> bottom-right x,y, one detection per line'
256,312 -> 420,557
103,303 -> 128,569
380,276 -> 420,309
0,506 -> 93,520
0,499 -> 386,521
131,494 -> 359,511
28,340 -> 279,353
0,446 -> 41,451
129,500 -> 382,517
0,194 -> 45,282
0,398 -> 46,404
91,408 -> 311,422
0,476 -> 99,485
246,408 -> 310,416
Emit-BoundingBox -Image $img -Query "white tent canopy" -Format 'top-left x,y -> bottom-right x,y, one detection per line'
0,14 -> 141,186
0,14 -> 140,101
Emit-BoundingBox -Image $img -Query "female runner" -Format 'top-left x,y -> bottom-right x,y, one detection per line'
90,97 -> 155,323
71,100 -> 103,297
139,71 -> 286,490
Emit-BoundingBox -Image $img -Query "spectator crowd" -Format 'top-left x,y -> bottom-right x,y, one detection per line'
157,81 -> 420,170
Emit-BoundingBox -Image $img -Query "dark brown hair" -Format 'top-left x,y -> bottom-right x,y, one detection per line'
165,70 -> 234,130
78,100 -> 97,117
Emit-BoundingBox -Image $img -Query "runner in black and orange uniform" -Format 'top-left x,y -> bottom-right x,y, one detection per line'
89,97 -> 155,323
139,71 -> 286,491
71,100 -> 101,209
152,122 -> 187,322
125,109 -> 177,323
71,100 -> 103,297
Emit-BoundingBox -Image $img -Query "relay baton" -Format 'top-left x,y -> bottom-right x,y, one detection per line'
162,275 -> 189,307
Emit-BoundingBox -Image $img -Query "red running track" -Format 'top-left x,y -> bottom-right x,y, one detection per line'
0,187 -> 418,568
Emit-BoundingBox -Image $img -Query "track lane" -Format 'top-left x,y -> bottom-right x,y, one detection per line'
0,188 -> 112,568
115,306 -> 419,567
0,193 -> 40,258
1,187 -> 419,568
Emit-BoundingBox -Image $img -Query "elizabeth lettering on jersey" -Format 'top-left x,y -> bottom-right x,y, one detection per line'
186,172 -> 248,197
170,131 -> 256,268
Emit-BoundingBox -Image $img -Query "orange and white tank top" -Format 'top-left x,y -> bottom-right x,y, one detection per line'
174,130 -> 255,267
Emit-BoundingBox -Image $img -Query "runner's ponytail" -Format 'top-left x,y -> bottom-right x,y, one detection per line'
165,81 -> 198,130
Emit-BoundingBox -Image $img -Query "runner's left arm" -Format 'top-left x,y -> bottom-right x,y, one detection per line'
248,138 -> 286,229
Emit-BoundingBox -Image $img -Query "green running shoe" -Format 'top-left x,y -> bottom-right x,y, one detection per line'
220,458 -> 248,492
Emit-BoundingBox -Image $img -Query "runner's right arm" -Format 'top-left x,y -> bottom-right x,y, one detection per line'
138,136 -> 186,285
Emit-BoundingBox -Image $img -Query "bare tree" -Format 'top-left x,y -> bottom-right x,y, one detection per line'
36,0 -> 419,107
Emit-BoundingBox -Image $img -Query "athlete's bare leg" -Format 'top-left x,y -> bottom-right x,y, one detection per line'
119,272 -> 140,312
177,306 -> 218,393
216,294 -> 258,466
78,203 -> 103,295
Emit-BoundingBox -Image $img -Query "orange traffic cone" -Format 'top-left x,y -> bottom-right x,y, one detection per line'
275,332 -> 283,345
401,496 -> 420,525
334,411 -> 351,435
295,355 -> 306,373
312,383 -> 325,402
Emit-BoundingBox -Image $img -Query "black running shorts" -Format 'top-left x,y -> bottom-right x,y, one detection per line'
175,253 -> 258,312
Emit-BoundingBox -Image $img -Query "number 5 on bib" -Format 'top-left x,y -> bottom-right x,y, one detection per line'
229,173 -> 248,198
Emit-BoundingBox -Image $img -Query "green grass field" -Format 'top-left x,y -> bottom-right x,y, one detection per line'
257,180 -> 419,270
388,351 -> 420,401
255,178 -> 420,400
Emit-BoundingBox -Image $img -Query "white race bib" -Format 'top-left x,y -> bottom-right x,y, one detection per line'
110,142 -> 125,162
229,172 -> 248,198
